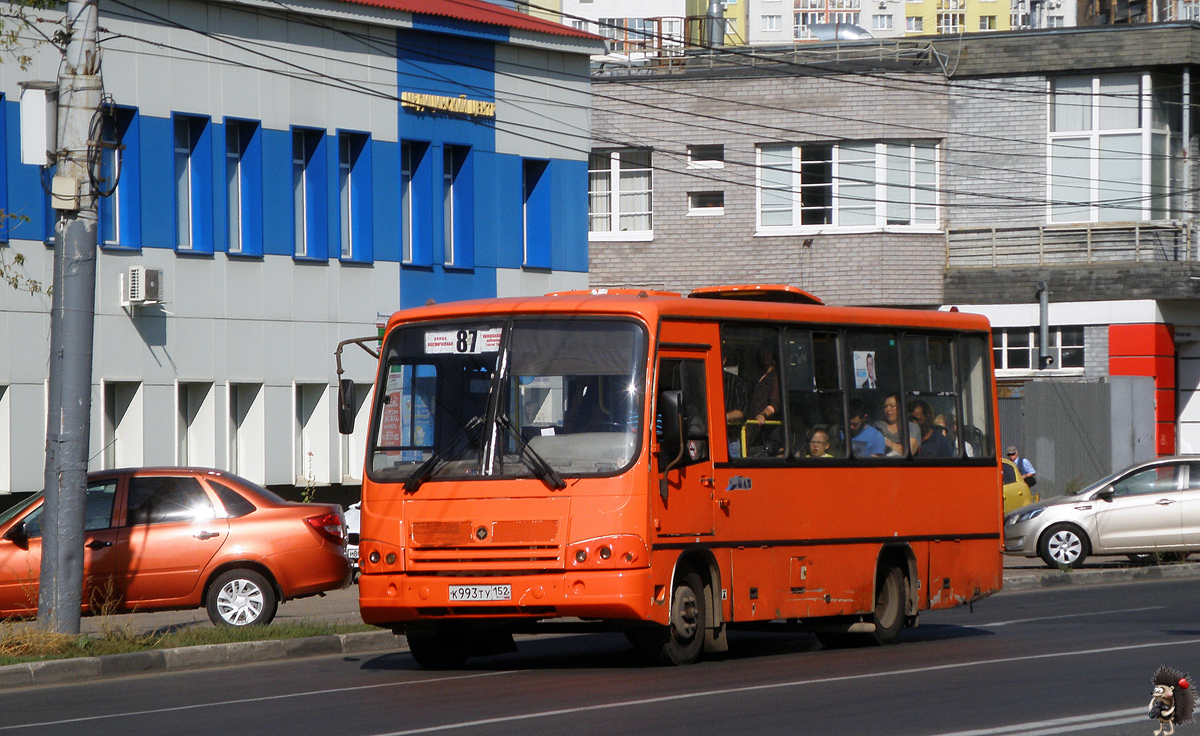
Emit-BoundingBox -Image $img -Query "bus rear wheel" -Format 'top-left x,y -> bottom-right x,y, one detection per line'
868,565 -> 905,645
406,625 -> 470,670
633,571 -> 707,666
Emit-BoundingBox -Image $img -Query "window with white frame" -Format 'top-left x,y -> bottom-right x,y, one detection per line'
226,124 -> 244,254
1184,1 -> 1200,20
589,149 -> 652,237
1047,15 -> 1064,26
292,129 -> 318,258
688,144 -> 725,169
757,141 -> 937,231
338,131 -> 369,260
1049,73 -> 1184,223
873,13 -> 894,29
174,116 -> 203,250
762,13 -> 782,30
906,15 -> 924,31
992,327 -> 1085,372
401,141 -> 414,264
794,0 -> 861,37
936,0 -> 964,32
979,14 -> 997,29
688,191 -> 725,215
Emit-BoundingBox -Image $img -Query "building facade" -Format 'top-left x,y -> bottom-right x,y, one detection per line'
588,25 -> 1200,494
0,0 -> 603,495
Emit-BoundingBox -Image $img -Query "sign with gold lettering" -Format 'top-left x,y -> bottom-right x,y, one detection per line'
400,92 -> 496,119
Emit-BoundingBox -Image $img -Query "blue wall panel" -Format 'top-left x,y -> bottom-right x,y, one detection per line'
491,153 -> 523,269
400,266 -> 496,310
372,139 -> 399,263
551,158 -> 588,273
261,128 -> 292,257
523,159 -> 551,269
140,115 -> 173,249
4,98 -> 48,242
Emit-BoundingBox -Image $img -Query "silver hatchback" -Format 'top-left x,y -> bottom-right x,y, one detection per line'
1004,456 -> 1200,568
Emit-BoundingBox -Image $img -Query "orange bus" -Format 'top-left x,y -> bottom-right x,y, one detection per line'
337,285 -> 1002,668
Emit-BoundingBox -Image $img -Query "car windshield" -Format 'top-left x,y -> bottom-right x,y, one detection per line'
1073,468 -> 1128,495
369,317 -> 646,483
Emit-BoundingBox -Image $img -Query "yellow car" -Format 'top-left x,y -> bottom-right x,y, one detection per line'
1003,457 -> 1035,514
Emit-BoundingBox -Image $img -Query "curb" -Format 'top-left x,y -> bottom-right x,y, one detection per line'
1001,561 -> 1200,592
0,630 -> 405,690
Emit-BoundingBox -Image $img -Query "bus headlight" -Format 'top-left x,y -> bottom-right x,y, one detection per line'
567,535 -> 647,569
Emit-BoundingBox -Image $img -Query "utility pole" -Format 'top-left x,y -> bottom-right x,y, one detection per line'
39,0 -> 102,634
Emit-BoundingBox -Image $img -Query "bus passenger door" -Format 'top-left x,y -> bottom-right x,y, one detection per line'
656,347 -> 716,538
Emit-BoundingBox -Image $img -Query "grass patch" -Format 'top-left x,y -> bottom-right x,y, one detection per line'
0,620 -> 380,666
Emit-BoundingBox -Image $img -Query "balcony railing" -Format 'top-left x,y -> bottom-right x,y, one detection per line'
945,221 -> 1194,268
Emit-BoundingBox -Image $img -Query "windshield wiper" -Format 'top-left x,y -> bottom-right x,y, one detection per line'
404,415 -> 485,493
496,414 -> 567,490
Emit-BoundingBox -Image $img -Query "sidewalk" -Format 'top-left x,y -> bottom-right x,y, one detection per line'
1001,552 -> 1200,592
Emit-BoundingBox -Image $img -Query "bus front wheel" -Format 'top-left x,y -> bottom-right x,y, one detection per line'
633,571 -> 707,665
869,565 -> 905,645
406,625 -> 470,670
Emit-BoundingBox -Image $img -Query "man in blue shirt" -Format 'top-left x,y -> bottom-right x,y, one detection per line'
849,400 -> 886,457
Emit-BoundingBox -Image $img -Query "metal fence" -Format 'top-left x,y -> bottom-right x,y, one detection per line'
946,222 -> 1193,268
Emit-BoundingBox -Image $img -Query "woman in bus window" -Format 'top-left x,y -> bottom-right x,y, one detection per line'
746,342 -> 782,456
875,393 -> 918,457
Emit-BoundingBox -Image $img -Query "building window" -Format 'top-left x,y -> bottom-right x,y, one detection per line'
992,327 -> 1085,372
589,149 -> 653,238
103,381 -> 143,469
688,191 -> 725,215
401,142 -> 414,264
757,141 -> 937,231
688,144 -> 725,169
98,107 -> 137,249
795,0 -> 861,38
873,13 -> 894,29
979,14 -> 997,29
906,15 -> 924,31
1049,73 -> 1183,223
292,129 -> 319,258
936,0 -> 964,32
338,131 -> 370,261
762,14 -> 782,30
226,124 -> 243,254
1184,1 -> 1200,20
174,115 -> 210,252
523,159 -> 551,269
442,145 -> 472,267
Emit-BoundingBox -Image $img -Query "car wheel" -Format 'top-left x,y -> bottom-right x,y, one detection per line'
1127,553 -> 1157,565
1039,523 -> 1089,569
632,570 -> 706,665
206,569 -> 278,626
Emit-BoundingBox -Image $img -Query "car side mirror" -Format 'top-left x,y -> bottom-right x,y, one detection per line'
1095,487 -> 1114,502
338,379 -> 356,435
3,521 -> 28,547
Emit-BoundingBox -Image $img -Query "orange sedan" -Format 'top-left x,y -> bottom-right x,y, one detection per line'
0,468 -> 351,626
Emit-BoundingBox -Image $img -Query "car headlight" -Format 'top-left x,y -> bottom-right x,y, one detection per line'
1006,507 -> 1045,526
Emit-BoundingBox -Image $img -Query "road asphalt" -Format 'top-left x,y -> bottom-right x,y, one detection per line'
2,553 -> 1197,689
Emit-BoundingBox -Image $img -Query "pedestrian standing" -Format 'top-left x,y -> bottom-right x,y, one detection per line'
1006,445 -> 1036,486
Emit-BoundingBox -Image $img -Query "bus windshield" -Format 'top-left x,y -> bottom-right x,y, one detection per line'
369,317 -> 647,484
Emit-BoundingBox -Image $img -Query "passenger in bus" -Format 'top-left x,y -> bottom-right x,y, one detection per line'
722,356 -> 749,457
876,394 -> 919,457
911,400 -> 956,458
849,400 -> 886,457
746,343 -> 783,456
935,413 -> 973,456
804,428 -> 834,458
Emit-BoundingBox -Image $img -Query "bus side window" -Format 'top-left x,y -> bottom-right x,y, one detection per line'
721,325 -> 784,459
658,358 -> 709,465
784,329 -> 845,458
959,335 -> 996,458
902,335 -> 960,459
846,331 -> 906,457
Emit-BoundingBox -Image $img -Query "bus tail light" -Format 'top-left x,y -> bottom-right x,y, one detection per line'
567,535 -> 647,569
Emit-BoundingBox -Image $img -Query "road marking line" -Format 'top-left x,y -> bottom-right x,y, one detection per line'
923,707 -> 1144,736
0,670 -> 517,732
369,637 -> 1200,736
977,606 -> 1165,627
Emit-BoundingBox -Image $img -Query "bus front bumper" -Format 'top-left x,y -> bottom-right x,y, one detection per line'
359,568 -> 655,625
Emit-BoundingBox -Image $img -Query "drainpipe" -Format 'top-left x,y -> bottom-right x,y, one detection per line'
1037,281 -> 1053,369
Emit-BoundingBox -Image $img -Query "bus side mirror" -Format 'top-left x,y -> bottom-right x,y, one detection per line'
338,379 -> 356,435
658,390 -> 683,461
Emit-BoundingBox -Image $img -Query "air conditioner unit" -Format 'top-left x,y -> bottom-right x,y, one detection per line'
120,266 -> 162,307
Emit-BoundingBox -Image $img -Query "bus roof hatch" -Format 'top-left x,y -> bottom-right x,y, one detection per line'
687,284 -> 824,305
